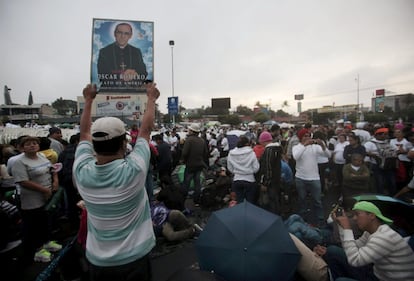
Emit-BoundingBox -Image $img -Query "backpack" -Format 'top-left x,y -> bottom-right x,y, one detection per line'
373,142 -> 398,170
256,143 -> 282,188
58,144 -> 76,186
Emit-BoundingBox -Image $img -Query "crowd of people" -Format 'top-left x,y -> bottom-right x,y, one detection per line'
1,84 -> 414,280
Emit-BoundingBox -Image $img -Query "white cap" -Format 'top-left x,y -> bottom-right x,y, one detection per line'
189,123 -> 201,133
91,117 -> 126,141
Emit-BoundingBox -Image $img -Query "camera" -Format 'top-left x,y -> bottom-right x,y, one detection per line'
335,207 -> 343,217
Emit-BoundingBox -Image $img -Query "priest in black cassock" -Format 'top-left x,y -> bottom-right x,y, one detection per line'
97,22 -> 147,91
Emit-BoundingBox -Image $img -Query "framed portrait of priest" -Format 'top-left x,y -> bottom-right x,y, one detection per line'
91,18 -> 154,93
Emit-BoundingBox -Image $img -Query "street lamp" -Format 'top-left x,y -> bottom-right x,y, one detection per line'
169,40 -> 175,124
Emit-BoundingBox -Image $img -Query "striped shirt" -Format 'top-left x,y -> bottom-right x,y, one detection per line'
73,138 -> 155,267
340,224 -> 414,281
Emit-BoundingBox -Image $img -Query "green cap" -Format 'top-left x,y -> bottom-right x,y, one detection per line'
352,201 -> 393,224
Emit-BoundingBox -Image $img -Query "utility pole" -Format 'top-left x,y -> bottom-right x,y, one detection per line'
169,40 -> 175,125
356,74 -> 360,122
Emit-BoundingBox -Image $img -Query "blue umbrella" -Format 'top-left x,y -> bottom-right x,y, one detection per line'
195,201 -> 301,281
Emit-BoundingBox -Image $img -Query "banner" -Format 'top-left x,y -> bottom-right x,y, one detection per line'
96,95 -> 142,117
91,18 -> 154,93
168,96 -> 179,115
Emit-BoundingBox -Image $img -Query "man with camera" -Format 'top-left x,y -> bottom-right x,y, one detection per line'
292,128 -> 330,227
323,201 -> 414,281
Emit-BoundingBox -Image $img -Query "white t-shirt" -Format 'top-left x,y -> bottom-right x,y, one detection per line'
390,138 -> 413,162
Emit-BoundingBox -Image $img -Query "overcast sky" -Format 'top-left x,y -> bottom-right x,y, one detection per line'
1,0 -> 413,114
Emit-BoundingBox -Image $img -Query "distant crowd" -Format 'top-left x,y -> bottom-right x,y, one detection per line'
2,107 -> 414,281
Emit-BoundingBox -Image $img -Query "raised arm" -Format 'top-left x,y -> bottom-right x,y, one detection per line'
80,84 -> 97,142
138,83 -> 160,142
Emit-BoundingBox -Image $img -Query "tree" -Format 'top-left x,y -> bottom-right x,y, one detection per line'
52,98 -> 77,115
28,91 -> 33,105
218,114 -> 240,126
275,109 -> 290,118
253,112 -> 269,123
236,105 -> 253,115
281,100 -> 289,110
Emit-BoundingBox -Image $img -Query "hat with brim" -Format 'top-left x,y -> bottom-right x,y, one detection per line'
188,123 -> 201,133
91,117 -> 126,141
352,201 -> 393,224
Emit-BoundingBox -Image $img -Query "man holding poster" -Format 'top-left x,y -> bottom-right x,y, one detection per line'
92,19 -> 153,92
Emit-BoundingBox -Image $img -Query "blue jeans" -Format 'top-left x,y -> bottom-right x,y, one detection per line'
183,167 -> 202,203
295,177 -> 324,225
232,180 -> 258,204
324,245 -> 379,281
284,214 -> 323,245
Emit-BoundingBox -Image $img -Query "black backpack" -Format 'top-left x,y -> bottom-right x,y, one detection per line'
256,143 -> 282,188
200,185 -> 218,208
156,184 -> 185,211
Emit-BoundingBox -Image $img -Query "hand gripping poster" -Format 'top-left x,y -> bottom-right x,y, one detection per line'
91,18 -> 154,93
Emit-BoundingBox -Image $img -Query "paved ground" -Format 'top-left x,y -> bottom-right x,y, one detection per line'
11,187 -> 342,281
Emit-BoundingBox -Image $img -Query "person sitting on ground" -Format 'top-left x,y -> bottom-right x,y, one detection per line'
324,201 -> 414,281
156,176 -> 186,211
208,144 -> 220,169
284,214 -> 327,248
215,166 -> 232,203
289,233 -> 329,281
150,201 -> 198,242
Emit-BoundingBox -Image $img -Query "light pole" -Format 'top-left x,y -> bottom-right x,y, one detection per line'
355,74 -> 360,122
169,40 -> 175,125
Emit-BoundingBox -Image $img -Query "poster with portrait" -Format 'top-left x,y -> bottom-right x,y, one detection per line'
91,18 -> 154,93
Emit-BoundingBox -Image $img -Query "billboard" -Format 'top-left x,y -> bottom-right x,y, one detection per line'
95,95 -> 142,117
375,96 -> 385,112
376,89 -> 385,97
294,94 -> 304,100
212,98 -> 231,110
91,18 -> 154,93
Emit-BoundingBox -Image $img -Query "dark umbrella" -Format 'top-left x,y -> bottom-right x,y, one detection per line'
353,194 -> 414,231
195,201 -> 301,281
167,268 -> 227,281
353,194 -> 414,214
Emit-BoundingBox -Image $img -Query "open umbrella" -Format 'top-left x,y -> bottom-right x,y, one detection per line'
226,130 -> 247,137
353,194 -> 414,213
167,268 -> 226,281
263,120 -> 279,126
353,194 -> 414,230
195,201 -> 301,281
